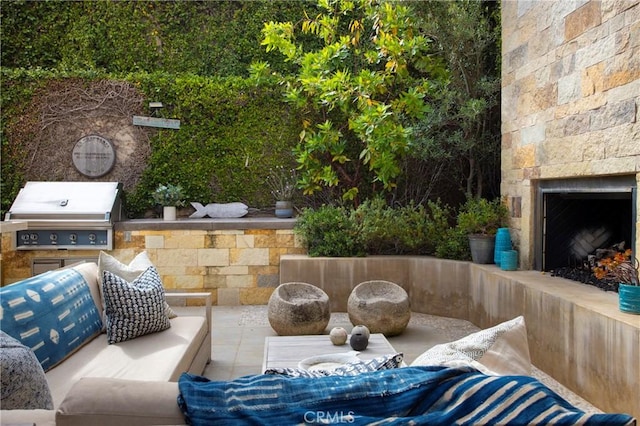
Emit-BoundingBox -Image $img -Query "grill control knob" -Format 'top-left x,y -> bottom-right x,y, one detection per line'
50,233 -> 58,241
30,233 -> 38,240
69,233 -> 77,242
88,233 -> 96,242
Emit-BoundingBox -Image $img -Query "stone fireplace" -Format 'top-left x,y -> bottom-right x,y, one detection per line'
501,1 -> 640,270
534,175 -> 636,272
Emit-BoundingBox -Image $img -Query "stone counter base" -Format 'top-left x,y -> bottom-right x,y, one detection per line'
1,219 -> 304,306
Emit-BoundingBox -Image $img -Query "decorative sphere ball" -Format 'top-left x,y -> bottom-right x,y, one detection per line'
351,325 -> 370,339
329,327 -> 348,345
350,332 -> 369,351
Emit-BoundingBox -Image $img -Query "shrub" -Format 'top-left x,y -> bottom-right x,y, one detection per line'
435,226 -> 471,261
456,197 -> 508,236
294,206 -> 366,257
431,197 -> 509,261
297,199 -> 462,258
355,198 -> 401,255
421,200 -> 458,257
354,198 -> 455,256
261,1 -> 447,204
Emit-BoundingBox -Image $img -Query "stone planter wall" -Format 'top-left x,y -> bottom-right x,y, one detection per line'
280,254 -> 639,420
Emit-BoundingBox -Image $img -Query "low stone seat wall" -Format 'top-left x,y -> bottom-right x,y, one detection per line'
280,254 -> 640,419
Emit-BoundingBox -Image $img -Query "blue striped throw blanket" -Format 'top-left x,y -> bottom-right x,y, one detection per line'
178,366 -> 636,425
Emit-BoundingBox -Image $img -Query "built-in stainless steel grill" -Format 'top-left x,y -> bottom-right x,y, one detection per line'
4,181 -> 122,250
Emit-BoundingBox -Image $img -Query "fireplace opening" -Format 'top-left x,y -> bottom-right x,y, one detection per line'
535,176 -> 637,289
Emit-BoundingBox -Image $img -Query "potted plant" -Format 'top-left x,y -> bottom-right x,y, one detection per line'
152,184 -> 186,221
457,197 -> 509,264
593,248 -> 640,314
266,166 -> 297,218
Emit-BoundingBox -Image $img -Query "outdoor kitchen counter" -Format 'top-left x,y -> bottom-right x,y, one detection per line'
1,217 -> 299,288
115,217 -> 296,231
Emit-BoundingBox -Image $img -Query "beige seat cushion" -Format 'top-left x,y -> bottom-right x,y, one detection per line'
0,408 -> 56,426
46,316 -> 206,408
57,378 -> 184,426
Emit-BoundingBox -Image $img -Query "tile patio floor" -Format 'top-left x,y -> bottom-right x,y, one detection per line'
172,305 -> 601,414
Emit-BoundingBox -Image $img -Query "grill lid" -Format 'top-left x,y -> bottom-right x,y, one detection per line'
5,181 -> 122,222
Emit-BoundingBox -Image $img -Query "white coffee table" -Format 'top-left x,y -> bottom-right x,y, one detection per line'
262,333 -> 400,372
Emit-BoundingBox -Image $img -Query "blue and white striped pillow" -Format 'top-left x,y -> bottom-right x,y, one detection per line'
0,268 -> 103,371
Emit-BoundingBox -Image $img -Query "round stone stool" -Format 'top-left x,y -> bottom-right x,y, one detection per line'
268,282 -> 331,336
347,280 -> 411,337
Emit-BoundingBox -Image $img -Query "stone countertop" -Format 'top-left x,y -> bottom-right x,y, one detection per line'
0,221 -> 28,234
115,217 -> 296,231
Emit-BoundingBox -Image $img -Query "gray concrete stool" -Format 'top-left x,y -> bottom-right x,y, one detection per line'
347,280 -> 411,337
268,282 -> 331,336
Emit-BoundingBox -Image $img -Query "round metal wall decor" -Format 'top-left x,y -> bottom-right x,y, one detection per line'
72,135 -> 116,178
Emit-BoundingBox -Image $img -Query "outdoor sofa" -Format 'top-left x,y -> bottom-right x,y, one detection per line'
0,256 -> 211,426
0,255 -> 636,425
50,365 -> 636,425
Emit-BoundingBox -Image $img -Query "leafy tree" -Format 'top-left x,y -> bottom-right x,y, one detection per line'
257,0 -> 447,205
409,0 -> 501,200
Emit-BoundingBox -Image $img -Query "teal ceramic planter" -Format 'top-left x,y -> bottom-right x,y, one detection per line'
500,250 -> 518,271
618,283 -> 640,314
494,228 -> 511,266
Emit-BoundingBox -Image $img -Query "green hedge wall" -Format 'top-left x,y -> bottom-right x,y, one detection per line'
0,69 -> 302,217
1,1 -> 316,77
126,73 -> 303,216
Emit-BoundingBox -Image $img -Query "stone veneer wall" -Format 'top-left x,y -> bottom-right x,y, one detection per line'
1,220 -> 305,305
501,0 -> 640,268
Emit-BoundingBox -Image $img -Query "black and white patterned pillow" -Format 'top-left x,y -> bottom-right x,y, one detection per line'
102,266 -> 171,344
264,353 -> 404,378
98,251 -> 177,330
